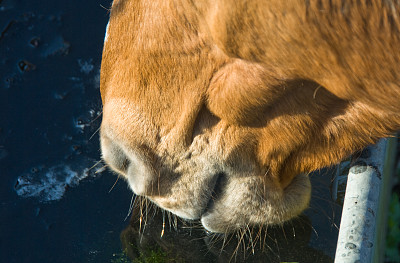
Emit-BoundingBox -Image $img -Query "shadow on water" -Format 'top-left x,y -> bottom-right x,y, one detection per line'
119,205 -> 334,263
117,166 -> 346,263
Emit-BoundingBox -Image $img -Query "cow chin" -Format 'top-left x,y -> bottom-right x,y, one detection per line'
200,173 -> 311,233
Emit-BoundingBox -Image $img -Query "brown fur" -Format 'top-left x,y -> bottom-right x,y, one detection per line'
100,0 -> 400,233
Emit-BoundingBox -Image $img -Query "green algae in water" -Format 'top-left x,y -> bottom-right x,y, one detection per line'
111,245 -> 172,263
111,249 -> 132,263
385,192 -> 400,263
133,247 -> 168,263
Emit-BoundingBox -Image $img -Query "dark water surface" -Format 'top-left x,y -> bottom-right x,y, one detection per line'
0,0 -> 342,262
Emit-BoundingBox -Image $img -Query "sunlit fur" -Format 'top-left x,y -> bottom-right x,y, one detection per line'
100,0 -> 400,233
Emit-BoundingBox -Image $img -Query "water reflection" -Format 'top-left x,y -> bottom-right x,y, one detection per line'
120,204 -> 333,263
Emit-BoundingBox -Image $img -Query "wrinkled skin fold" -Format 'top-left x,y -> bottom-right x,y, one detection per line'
100,0 -> 400,233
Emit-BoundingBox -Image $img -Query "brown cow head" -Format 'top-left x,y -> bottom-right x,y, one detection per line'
100,0 -> 400,233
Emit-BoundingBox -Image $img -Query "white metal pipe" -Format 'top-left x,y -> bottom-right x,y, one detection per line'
335,138 -> 397,262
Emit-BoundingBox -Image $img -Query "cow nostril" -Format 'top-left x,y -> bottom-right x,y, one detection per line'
108,155 -> 131,175
100,131 -> 156,196
120,158 -> 131,172
205,172 -> 226,212
107,146 -> 130,174
212,173 -> 226,198
100,134 -> 132,175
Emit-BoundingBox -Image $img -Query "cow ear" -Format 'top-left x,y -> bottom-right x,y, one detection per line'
206,59 -> 285,124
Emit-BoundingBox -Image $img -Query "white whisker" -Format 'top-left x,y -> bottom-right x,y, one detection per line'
108,175 -> 120,193
88,160 -> 103,171
124,193 -> 135,221
89,126 -> 101,141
